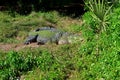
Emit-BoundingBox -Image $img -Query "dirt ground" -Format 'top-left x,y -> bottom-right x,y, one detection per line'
0,43 -> 40,51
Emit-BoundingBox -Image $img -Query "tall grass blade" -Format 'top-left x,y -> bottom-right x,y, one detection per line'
85,0 -> 112,33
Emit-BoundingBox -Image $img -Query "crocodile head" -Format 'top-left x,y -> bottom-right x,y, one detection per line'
58,34 -> 83,44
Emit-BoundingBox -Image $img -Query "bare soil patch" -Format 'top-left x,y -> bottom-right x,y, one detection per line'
0,43 -> 39,51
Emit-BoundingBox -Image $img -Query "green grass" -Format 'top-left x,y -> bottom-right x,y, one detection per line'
0,11 -> 82,43
0,41 -> 119,80
0,5 -> 120,80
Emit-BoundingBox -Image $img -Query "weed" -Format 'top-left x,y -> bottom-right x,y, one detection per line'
85,0 -> 113,33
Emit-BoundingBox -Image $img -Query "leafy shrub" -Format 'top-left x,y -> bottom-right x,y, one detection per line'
0,51 -> 37,79
36,50 -> 53,71
0,48 -> 67,80
85,0 -> 112,33
0,51 -> 23,79
78,3 -> 120,80
108,7 -> 120,49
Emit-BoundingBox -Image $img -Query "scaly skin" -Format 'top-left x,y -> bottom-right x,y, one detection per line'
58,34 -> 83,44
24,27 -> 83,45
24,27 -> 63,45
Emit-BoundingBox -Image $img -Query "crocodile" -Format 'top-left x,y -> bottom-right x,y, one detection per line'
24,27 -> 83,45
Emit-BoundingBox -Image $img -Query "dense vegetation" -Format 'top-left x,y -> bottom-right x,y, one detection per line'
0,0 -> 120,80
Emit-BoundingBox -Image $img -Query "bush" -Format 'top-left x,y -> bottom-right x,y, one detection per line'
0,49 -> 67,80
85,0 -> 112,33
78,4 -> 120,80
108,6 -> 120,49
0,51 -> 38,79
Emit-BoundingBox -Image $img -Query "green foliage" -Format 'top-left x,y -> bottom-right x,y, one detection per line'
42,11 -> 60,24
85,0 -> 112,33
0,11 -> 61,43
78,4 -> 120,80
0,4 -> 120,80
82,11 -> 99,34
0,51 -> 35,79
0,49 -> 66,80
108,7 -> 120,49
36,50 -> 54,71
110,0 -> 120,7
68,23 -> 82,33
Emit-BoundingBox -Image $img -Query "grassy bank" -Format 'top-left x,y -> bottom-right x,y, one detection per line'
0,5 -> 120,80
0,11 -> 82,44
